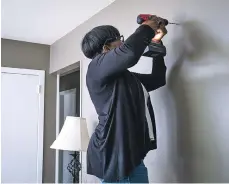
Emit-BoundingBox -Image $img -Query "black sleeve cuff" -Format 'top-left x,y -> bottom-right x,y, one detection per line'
136,24 -> 155,40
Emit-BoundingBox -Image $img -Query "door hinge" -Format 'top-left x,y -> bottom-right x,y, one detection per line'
37,85 -> 42,94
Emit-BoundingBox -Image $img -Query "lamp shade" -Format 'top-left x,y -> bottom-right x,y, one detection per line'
50,116 -> 89,152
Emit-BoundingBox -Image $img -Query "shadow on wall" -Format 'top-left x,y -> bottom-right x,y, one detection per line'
166,19 -> 229,182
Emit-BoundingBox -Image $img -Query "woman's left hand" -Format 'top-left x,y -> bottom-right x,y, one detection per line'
153,25 -> 168,42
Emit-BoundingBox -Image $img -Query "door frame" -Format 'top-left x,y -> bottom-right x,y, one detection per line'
54,61 -> 82,183
1,67 -> 45,183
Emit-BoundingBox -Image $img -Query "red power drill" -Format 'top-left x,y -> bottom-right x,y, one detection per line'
137,14 -> 179,26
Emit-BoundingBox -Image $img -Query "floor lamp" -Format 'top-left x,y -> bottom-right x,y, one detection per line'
50,116 -> 89,183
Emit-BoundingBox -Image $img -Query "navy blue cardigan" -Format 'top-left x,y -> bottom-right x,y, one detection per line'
86,25 -> 167,182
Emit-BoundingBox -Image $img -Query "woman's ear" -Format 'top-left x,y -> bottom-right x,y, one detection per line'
103,45 -> 110,53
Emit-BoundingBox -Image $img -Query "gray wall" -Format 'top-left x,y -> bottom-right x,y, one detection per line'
50,0 -> 229,182
1,38 -> 56,183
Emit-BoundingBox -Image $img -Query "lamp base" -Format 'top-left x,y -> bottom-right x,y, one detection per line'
67,151 -> 81,183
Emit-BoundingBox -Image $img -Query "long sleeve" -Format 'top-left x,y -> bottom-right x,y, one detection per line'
88,25 -> 155,83
132,56 -> 167,92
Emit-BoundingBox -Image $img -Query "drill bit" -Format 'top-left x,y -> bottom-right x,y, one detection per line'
168,22 -> 180,25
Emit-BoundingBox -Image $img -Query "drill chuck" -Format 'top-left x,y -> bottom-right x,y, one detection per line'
159,19 -> 168,26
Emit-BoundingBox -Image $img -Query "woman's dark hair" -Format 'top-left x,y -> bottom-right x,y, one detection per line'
81,25 -> 120,59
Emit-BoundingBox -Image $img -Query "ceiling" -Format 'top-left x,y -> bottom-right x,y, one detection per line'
1,0 -> 115,45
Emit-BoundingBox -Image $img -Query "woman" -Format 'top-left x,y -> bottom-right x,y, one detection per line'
81,16 -> 167,183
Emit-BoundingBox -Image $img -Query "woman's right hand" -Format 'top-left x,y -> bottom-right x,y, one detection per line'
142,15 -> 160,31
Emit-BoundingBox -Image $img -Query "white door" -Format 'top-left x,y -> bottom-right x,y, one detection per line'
1,67 -> 45,183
